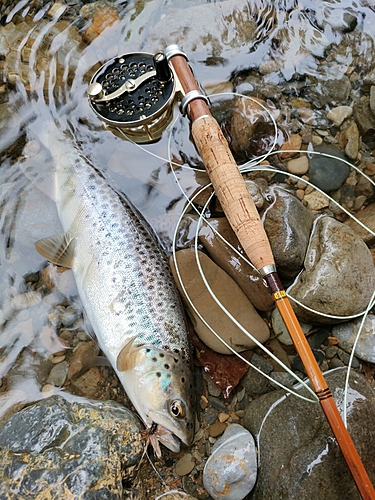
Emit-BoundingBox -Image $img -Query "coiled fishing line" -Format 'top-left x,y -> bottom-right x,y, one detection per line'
128,91 -> 375,406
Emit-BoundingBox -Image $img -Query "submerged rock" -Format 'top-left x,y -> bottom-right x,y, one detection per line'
0,395 -> 143,499
244,369 -> 375,500
170,249 -> 270,354
288,216 -> 375,324
203,423 -> 257,500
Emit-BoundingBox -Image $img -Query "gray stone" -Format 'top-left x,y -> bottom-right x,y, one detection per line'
262,186 -> 316,281
198,218 -> 274,312
307,144 -> 350,193
288,217 -> 375,324
244,369 -> 375,500
241,353 -> 274,396
332,315 -> 375,364
0,395 -> 143,498
203,424 -> 257,500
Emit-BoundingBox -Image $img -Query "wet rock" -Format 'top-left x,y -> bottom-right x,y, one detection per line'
46,360 -> 69,387
303,189 -> 330,210
337,121 -> 360,160
353,97 -> 375,136
203,424 -> 257,500
288,217 -> 375,324
175,453 -> 195,477
345,201 -> 375,246
230,96 -> 276,160
326,105 -> 353,127
262,186 -> 316,281
370,86 -> 375,117
198,218 -> 274,311
307,144 -> 350,192
0,395 -> 143,498
286,156 -> 309,175
332,315 -> 375,363
68,340 -> 100,380
70,367 -> 102,398
241,353 -> 273,396
170,249 -> 270,354
280,133 -> 302,159
83,6 -> 120,43
244,369 -> 375,500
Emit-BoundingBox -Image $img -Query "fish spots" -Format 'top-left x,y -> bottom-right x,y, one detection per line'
164,364 -> 170,370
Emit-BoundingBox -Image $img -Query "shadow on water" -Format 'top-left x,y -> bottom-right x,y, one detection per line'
0,0 -> 375,495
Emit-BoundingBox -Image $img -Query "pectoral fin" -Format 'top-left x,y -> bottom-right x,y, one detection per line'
117,337 -> 137,372
35,232 -> 75,268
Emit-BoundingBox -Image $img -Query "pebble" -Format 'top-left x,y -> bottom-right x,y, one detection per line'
208,422 -> 227,437
286,156 -> 309,175
332,315 -> 375,363
67,340 -> 100,380
175,453 -> 195,477
280,133 -> 303,159
326,105 -> 353,126
346,201 -> 375,245
338,121 -> 360,159
170,249 -> 270,354
46,361 -> 69,387
303,189 -> 330,210
288,216 -> 375,324
203,424 -> 257,500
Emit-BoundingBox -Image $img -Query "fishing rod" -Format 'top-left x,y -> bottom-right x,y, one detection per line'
86,45 -> 375,499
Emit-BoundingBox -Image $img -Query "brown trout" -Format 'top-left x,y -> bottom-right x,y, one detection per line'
29,122 -> 195,453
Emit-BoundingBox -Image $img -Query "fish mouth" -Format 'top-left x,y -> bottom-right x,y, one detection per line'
148,410 -> 191,452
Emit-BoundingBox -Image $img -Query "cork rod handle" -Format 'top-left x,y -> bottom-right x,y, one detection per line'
169,53 -> 274,271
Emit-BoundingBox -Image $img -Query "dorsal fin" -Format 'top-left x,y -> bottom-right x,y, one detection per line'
35,232 -> 75,268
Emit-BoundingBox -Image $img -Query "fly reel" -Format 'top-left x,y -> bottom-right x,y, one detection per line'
87,46 -> 209,143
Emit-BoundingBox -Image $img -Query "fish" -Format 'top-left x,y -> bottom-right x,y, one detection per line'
24,120 -> 196,454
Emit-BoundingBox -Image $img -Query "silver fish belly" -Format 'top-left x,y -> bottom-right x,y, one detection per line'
33,130 -> 195,452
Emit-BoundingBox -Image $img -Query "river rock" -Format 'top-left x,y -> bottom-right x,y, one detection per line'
287,216 -> 375,324
155,491 -> 198,500
332,315 -> 375,363
262,186 -> 316,281
326,105 -> 353,126
198,218 -> 274,311
203,424 -> 257,500
337,121 -> 360,160
0,394 -> 143,498
243,369 -> 375,500
229,96 -> 275,160
345,202 -> 375,246
307,144 -> 350,192
170,249 -> 270,354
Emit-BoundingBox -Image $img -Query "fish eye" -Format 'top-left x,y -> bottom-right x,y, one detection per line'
170,399 -> 186,418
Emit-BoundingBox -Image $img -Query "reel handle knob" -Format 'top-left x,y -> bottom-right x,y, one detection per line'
87,82 -> 104,101
154,51 -> 172,83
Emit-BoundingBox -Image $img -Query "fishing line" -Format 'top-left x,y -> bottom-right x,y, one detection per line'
170,167 -> 318,402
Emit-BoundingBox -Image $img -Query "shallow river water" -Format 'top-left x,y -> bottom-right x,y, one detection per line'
1,0 -> 375,498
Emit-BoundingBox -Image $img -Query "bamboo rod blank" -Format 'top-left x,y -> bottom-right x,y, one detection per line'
168,48 -> 375,500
